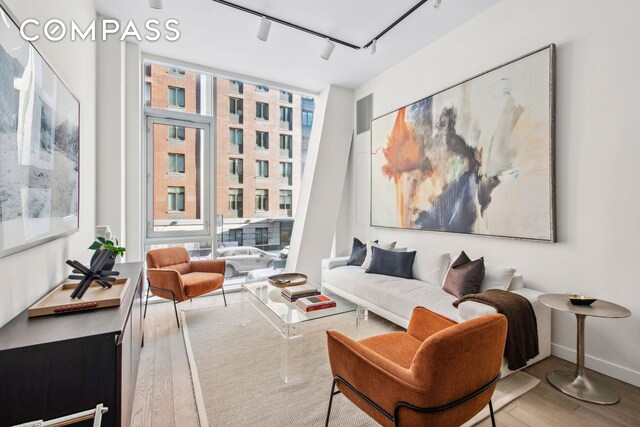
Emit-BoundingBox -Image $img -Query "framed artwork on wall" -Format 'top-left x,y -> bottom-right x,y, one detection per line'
371,44 -> 555,242
0,3 -> 80,258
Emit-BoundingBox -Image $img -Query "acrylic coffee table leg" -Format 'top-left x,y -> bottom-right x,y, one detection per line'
547,313 -> 619,404
240,286 -> 251,326
280,323 -> 301,383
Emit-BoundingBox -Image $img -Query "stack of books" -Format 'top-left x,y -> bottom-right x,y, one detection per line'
281,284 -> 321,302
296,295 -> 337,312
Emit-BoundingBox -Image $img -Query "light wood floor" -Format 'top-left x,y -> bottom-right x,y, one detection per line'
131,293 -> 640,427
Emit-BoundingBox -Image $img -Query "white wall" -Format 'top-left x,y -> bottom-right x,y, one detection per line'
343,0 -> 640,386
0,0 -> 97,327
288,85 -> 354,282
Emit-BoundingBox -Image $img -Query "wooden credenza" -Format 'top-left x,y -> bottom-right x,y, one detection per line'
0,262 -> 144,427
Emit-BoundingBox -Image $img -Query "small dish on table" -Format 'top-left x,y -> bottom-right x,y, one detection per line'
566,293 -> 597,306
268,273 -> 308,287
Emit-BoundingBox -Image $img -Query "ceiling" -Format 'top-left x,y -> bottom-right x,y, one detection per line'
94,0 -> 500,93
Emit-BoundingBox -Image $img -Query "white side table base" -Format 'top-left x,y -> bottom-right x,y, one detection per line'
547,370 -> 619,405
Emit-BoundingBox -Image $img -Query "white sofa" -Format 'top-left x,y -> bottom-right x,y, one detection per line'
321,251 -> 551,377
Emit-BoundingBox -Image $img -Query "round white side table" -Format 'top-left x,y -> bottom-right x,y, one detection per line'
537,294 -> 631,404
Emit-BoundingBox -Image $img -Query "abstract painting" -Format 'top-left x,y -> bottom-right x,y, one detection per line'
0,4 -> 80,258
371,45 -> 555,241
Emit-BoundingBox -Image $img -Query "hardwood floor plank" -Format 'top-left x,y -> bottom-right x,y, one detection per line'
474,410 -> 532,427
130,298 -> 157,427
170,319 -> 199,427
508,406 -> 555,427
152,306 -> 176,427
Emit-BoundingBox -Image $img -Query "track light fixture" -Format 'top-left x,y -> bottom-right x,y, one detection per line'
320,38 -> 336,61
257,16 -> 271,41
149,0 -> 163,10
211,0 -> 434,60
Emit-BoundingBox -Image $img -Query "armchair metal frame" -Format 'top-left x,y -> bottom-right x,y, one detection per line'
143,278 -> 227,328
325,373 -> 500,427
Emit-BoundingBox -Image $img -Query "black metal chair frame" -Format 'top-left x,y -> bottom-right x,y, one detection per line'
325,373 -> 500,427
143,278 -> 227,328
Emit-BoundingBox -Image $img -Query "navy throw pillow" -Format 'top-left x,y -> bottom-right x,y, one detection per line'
347,238 -> 376,266
365,246 -> 416,279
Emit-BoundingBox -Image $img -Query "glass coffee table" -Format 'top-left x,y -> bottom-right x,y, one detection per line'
241,280 -> 358,383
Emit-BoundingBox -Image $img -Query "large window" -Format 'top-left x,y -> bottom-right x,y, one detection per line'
255,189 -> 268,211
168,86 -> 185,108
302,110 -> 313,126
256,160 -> 269,178
256,131 -> 269,149
145,61 -> 315,287
256,102 -> 269,120
168,186 -> 185,211
168,153 -> 185,173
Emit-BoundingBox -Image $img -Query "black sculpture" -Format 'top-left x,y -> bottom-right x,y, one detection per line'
66,250 -> 120,299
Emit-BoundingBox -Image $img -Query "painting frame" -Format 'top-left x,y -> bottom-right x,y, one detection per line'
0,0 -> 81,259
370,44 -> 556,242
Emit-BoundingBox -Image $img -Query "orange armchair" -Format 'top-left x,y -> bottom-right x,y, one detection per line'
145,247 -> 226,327
325,307 -> 507,427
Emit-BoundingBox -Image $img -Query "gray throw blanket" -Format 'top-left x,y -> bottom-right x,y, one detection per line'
453,289 -> 539,370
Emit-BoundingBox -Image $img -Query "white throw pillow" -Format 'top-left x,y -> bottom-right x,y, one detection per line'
361,240 -> 396,270
480,263 -> 517,292
508,274 -> 524,291
409,249 -> 451,287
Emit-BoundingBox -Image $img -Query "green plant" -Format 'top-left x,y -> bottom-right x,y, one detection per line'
89,236 -> 126,258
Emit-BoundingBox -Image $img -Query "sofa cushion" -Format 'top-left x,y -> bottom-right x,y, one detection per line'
409,249 -> 451,287
366,247 -> 416,279
362,240 -> 396,269
481,263 -> 517,292
442,251 -> 485,298
181,272 -> 223,298
347,238 -> 370,266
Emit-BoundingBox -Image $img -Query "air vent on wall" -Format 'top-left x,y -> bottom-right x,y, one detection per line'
356,94 -> 373,135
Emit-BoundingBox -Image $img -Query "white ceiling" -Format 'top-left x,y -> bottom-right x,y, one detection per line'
94,0 -> 500,93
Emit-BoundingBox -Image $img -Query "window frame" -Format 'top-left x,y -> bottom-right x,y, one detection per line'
168,153 -> 186,173
256,131 -> 269,149
302,110 -> 313,126
229,188 -> 243,212
256,160 -> 269,178
256,102 -> 269,120
167,186 -> 186,212
279,190 -> 292,210
255,189 -> 269,212
168,86 -> 186,108
255,227 -> 269,245
145,112 -> 214,242
229,158 -> 243,176
229,128 -> 243,146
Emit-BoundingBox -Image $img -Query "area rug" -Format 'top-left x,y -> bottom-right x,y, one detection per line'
182,304 -> 539,427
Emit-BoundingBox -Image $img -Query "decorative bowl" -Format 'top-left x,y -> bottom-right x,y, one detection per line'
566,293 -> 597,306
268,273 -> 308,287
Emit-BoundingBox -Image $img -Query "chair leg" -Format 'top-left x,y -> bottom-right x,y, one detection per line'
172,291 -> 180,328
325,378 -> 338,427
221,286 -> 227,307
489,400 -> 496,427
143,283 -> 150,319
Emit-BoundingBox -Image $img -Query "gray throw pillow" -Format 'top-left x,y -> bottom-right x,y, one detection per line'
347,238 -> 375,266
365,246 -> 416,280
442,251 -> 485,298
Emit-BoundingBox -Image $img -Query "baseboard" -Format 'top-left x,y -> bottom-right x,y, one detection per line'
551,343 -> 640,387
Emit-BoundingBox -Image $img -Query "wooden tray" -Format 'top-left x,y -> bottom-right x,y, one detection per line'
268,273 -> 308,287
28,278 -> 131,318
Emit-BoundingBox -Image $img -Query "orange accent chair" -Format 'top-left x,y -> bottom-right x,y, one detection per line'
325,307 -> 508,427
145,247 -> 226,327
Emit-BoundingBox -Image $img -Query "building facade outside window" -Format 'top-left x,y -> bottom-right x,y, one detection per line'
255,227 -> 268,245
229,158 -> 243,175
279,190 -> 292,212
255,189 -> 268,211
144,82 -> 151,106
168,86 -> 185,108
256,85 -> 269,93
256,160 -> 269,178
168,153 -> 185,173
168,67 -> 185,75
230,80 -> 243,94
168,186 -> 185,211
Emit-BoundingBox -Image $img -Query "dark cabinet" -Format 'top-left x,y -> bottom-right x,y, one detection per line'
0,262 -> 144,427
